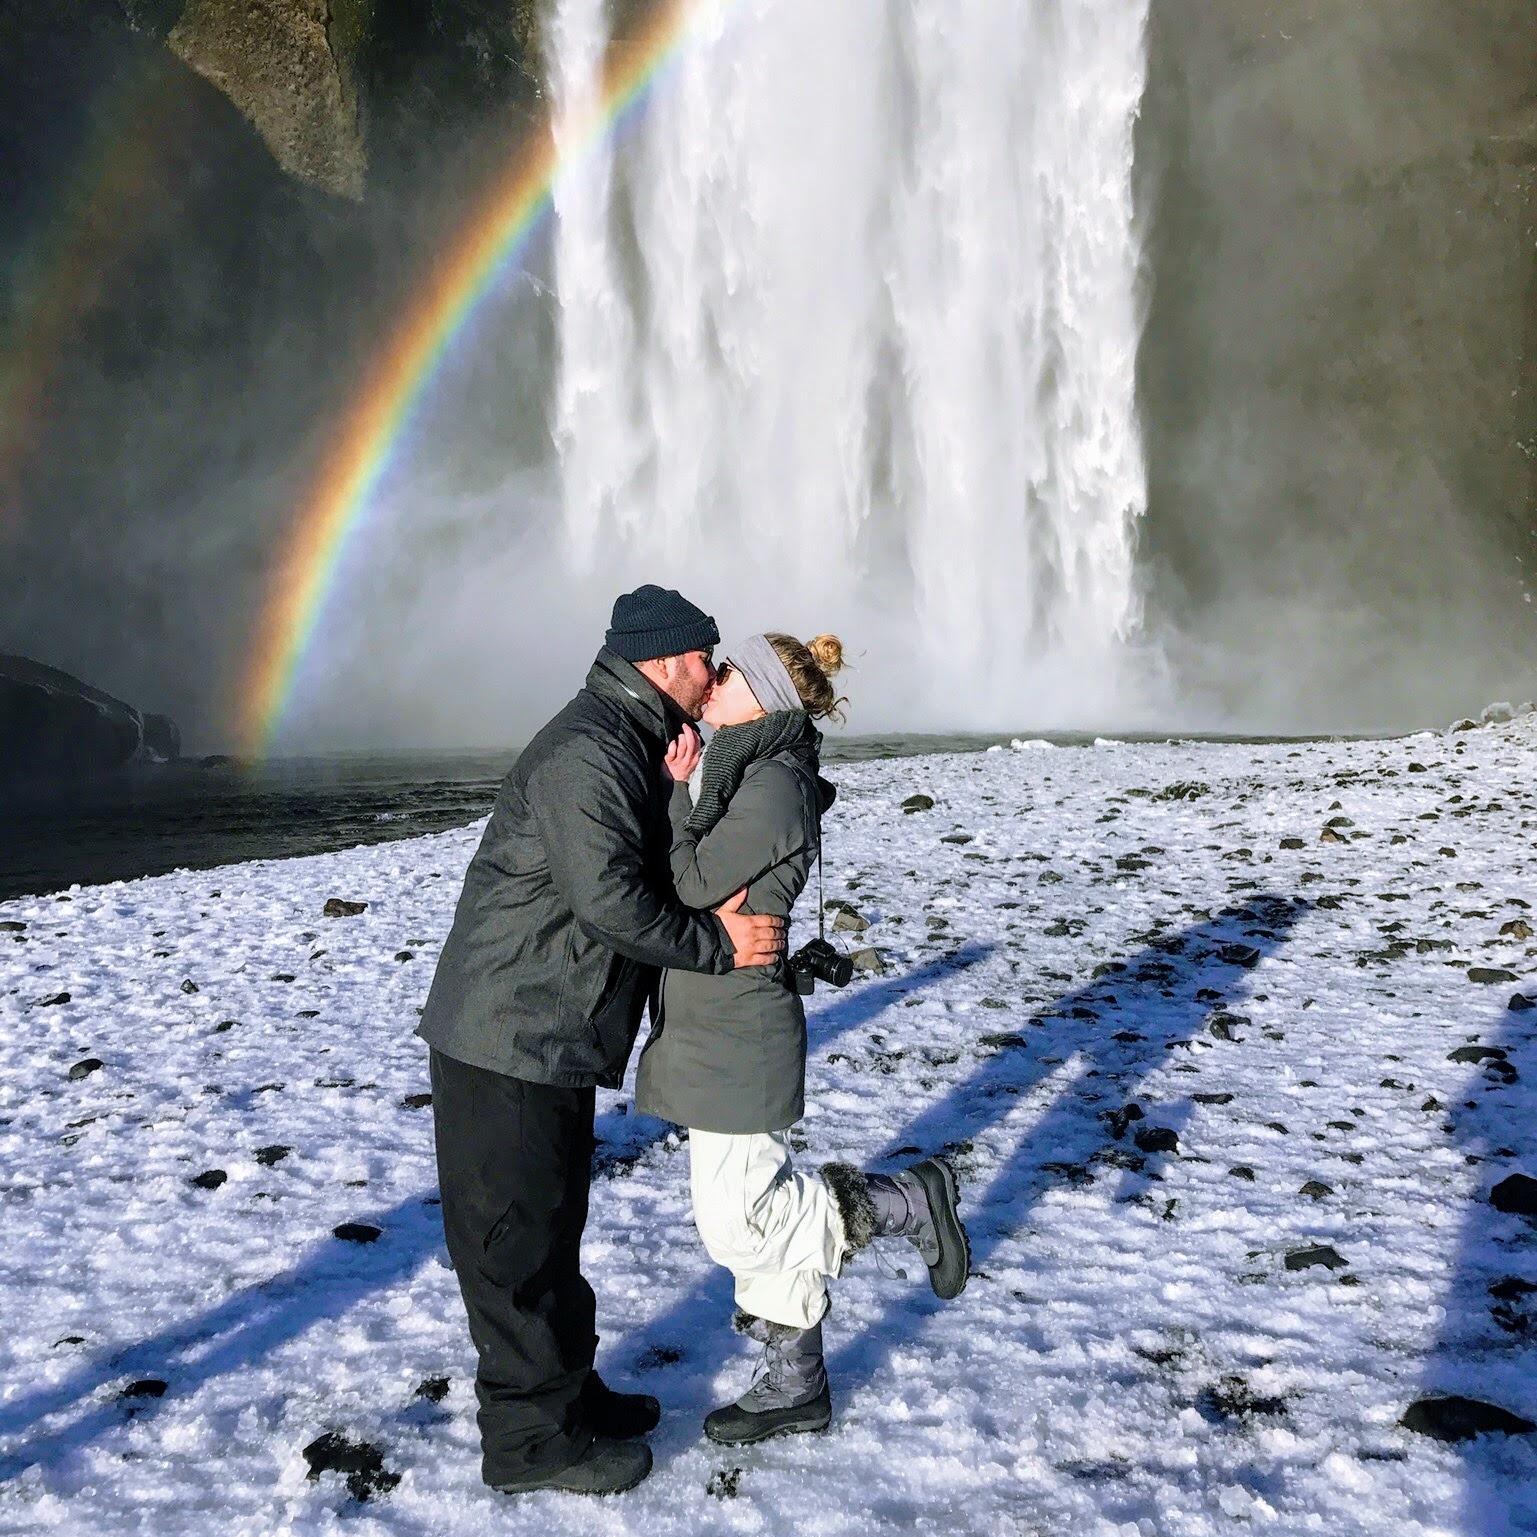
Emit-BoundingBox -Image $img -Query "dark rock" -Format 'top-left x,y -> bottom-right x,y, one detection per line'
414,1376 -> 450,1403
636,1344 -> 683,1369
830,907 -> 870,934
301,1432 -> 400,1501
1209,1016 -> 1241,1042
1500,919 -> 1534,939
1468,967 -> 1518,984
271,973 -> 296,983
707,1466 -> 743,1500
1279,837 -> 1305,849
1510,993 -> 1536,1013
1196,1376 -> 1289,1424
333,1222 -> 382,1243
1300,1180 -> 1334,1200
940,833 -> 974,845
1285,1244 -> 1347,1271
1134,1126 -> 1179,1155
1489,1277 -> 1537,1302
191,1169 -> 227,1190
120,1378 -> 168,1400
1218,944 -> 1261,968
254,1145 -> 291,1166
54,1335 -> 86,1346
1194,1092 -> 1233,1105
394,950 -> 414,962
1400,1396 -> 1536,1441
37,992 -> 71,1007
401,1092 -> 433,1110
1105,1103 -> 1145,1139
1449,1045 -> 1507,1064
1490,1174 -> 1537,1217
180,979 -> 199,995
901,794 -> 935,813
1229,1165 -> 1256,1181
0,920 -> 26,932
213,1019 -> 238,1033
849,947 -> 886,975
324,898 -> 369,918
68,1057 -> 104,1081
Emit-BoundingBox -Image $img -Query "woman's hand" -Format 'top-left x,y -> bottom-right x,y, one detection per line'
664,724 -> 703,783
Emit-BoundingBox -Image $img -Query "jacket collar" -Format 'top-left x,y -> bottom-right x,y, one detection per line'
585,647 -> 689,743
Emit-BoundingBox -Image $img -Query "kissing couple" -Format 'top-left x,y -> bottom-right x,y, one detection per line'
416,584 -> 970,1496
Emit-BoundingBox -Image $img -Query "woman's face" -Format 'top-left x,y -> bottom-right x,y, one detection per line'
701,662 -> 767,728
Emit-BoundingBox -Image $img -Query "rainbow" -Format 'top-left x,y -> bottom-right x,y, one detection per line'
237,0 -> 721,756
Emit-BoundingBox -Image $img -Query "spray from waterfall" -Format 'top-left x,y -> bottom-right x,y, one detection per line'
550,0 -> 1155,727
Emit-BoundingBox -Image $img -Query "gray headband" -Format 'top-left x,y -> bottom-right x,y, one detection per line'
726,633 -> 803,715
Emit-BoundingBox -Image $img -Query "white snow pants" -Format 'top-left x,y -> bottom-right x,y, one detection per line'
687,1128 -> 850,1330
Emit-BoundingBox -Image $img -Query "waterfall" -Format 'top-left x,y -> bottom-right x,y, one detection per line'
549,0 -> 1151,725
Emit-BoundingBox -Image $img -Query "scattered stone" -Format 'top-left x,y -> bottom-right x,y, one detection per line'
1196,1376 -> 1289,1424
1501,919 -> 1534,940
1421,1095 -> 1444,1112
0,920 -> 26,932
302,1431 -> 400,1501
120,1378 -> 168,1400
333,1222 -> 382,1244
1300,1180 -> 1334,1201
1194,1092 -> 1233,1105
190,1169 -> 227,1190
271,973 -> 296,983
254,1145 -> 291,1166
54,1335 -> 86,1347
1279,837 -> 1305,849
1449,1045 -> 1507,1065
849,948 -> 886,976
414,1377 -> 450,1403
901,794 -> 935,814
1400,1396 -> 1536,1442
1105,1103 -> 1145,1139
37,992 -> 71,1008
1155,781 -> 1208,801
940,833 -> 974,845
1285,1244 -> 1347,1272
213,1020 -> 238,1033
394,950 -> 415,962
67,1058 -> 103,1081
1468,967 -> 1518,984
636,1344 -> 683,1369
324,898 -> 369,919
1510,993 -> 1535,1013
401,1092 -> 433,1110
830,908 -> 870,934
1490,1277 -> 1537,1302
707,1466 -> 743,1499
1229,1166 -> 1256,1181
1490,1174 -> 1537,1218
1134,1126 -> 1179,1155
1218,944 -> 1261,969
1320,828 -> 1347,844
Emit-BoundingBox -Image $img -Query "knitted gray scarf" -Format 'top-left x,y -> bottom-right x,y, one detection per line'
685,711 -> 822,836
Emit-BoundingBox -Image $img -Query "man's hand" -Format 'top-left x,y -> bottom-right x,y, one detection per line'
714,888 -> 787,969
664,725 -> 703,784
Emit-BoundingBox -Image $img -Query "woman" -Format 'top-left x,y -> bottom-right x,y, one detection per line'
634,631 -> 971,1446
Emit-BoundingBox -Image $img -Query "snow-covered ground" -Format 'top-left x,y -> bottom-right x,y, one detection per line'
2,720 -> 1534,1537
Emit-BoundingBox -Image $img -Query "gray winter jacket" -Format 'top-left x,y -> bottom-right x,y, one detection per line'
416,649 -> 736,1088
634,715 -> 834,1133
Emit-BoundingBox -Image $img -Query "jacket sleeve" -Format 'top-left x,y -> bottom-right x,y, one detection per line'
669,761 -> 812,911
528,736 -> 735,974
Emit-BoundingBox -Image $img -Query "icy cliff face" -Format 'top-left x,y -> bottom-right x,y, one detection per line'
0,654 -> 180,783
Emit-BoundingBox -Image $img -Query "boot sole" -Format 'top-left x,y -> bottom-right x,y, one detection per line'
704,1393 -> 833,1446
492,1442 -> 653,1496
912,1157 -> 970,1299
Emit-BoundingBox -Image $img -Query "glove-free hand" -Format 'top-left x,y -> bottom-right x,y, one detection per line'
715,887 -> 787,969
664,725 -> 703,784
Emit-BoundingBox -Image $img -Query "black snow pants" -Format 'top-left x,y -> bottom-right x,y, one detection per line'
429,1048 -> 599,1485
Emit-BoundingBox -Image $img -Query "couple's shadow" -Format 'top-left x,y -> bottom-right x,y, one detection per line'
0,895 -> 1309,1487
616,893 -> 1310,1469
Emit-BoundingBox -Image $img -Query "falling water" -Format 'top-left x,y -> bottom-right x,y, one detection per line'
550,0 -> 1152,725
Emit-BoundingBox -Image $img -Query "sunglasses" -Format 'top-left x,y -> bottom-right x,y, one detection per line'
713,660 -> 734,684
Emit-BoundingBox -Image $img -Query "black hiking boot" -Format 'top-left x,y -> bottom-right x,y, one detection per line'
704,1318 -> 832,1445
491,1436 -> 652,1496
822,1155 -> 971,1300
579,1372 -> 661,1439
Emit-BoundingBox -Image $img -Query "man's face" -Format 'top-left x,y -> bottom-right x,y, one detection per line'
653,648 -> 717,721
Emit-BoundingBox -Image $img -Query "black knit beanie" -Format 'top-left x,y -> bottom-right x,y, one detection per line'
605,584 -> 720,662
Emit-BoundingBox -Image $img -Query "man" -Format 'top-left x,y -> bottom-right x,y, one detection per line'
417,584 -> 786,1497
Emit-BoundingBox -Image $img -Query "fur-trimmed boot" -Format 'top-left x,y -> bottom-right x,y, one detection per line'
821,1157 -> 970,1300
703,1314 -> 832,1445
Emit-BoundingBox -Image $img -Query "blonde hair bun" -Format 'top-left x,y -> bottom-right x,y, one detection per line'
807,633 -> 845,678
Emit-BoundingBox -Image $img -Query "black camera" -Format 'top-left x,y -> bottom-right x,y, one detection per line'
789,936 -> 854,995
